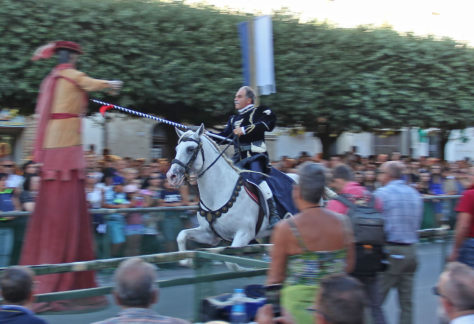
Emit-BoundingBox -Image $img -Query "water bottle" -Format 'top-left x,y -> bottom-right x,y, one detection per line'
230,288 -> 247,324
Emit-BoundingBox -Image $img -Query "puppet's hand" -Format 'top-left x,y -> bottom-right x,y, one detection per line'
107,80 -> 123,95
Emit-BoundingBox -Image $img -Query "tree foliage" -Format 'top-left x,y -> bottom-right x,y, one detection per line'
0,0 -> 247,125
1,0 -> 473,144
267,20 -> 474,134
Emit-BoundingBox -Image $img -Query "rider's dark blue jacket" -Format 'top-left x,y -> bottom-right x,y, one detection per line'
216,104 -> 276,161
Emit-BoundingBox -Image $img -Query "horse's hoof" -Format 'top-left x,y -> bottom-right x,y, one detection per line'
179,259 -> 193,267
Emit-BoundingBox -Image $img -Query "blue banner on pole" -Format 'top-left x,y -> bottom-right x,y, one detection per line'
238,16 -> 276,95
238,21 -> 251,87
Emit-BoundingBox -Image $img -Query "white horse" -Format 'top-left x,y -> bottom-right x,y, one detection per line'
166,125 -> 337,267
167,125 -> 276,258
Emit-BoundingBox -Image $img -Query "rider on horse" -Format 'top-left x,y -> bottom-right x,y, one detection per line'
214,86 -> 280,227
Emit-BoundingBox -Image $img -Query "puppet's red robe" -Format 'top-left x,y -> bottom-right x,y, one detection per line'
21,63 -> 110,312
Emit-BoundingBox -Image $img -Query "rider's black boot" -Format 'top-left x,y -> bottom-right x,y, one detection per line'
267,197 -> 280,229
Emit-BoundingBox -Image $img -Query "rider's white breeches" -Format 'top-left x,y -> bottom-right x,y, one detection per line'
258,181 -> 273,200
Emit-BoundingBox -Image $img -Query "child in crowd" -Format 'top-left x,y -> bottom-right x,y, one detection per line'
122,168 -> 145,256
0,173 -> 22,266
86,171 -> 107,258
159,178 -> 185,252
124,186 -> 147,256
103,183 -> 130,257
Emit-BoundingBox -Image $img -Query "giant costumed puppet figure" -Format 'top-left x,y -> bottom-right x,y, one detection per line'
20,41 -> 122,312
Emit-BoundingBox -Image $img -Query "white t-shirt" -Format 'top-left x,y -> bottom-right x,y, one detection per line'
86,185 -> 103,209
6,174 -> 23,189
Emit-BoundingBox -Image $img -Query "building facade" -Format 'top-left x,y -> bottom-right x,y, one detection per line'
6,111 -> 473,164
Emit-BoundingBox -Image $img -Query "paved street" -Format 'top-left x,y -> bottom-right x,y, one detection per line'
39,241 -> 448,324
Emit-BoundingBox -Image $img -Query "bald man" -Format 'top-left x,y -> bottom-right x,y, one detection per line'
93,258 -> 189,324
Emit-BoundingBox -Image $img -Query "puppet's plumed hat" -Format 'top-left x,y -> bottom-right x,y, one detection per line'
32,41 -> 83,61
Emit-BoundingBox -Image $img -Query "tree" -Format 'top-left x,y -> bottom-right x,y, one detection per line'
1,0 -> 473,158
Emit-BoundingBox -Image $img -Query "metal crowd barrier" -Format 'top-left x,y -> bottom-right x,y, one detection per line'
0,205 -> 199,218
0,196 -> 461,265
0,194 -> 461,219
420,195 -> 462,200
0,245 -> 271,321
0,205 -> 201,267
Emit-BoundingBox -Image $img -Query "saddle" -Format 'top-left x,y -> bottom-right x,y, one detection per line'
240,167 -> 298,227
236,153 -> 297,216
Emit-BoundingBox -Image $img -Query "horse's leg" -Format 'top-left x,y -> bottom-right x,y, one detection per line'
177,225 -> 221,267
223,230 -> 256,271
177,226 -> 221,251
231,230 -> 254,248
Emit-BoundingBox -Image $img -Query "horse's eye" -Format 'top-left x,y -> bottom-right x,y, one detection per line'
187,146 -> 194,153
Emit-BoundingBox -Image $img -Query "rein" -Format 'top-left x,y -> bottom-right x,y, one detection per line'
171,132 -> 235,179
196,134 -> 235,178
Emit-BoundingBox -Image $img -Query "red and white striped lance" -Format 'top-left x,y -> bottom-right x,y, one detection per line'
91,99 -> 232,143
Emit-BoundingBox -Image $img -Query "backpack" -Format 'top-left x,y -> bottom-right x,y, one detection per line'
335,193 -> 387,275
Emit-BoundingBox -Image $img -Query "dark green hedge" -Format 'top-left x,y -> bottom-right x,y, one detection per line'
1,0 -> 473,134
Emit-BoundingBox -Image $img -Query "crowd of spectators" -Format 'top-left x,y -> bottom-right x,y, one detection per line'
276,151 -> 472,229
0,148 -> 471,264
275,151 -> 471,196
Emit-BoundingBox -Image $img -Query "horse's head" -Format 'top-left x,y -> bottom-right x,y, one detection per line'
167,124 -> 205,187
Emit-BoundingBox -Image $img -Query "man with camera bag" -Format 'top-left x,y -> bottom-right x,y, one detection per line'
327,164 -> 386,324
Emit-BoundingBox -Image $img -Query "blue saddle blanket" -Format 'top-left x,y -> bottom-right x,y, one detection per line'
239,157 -> 298,217
269,167 -> 298,216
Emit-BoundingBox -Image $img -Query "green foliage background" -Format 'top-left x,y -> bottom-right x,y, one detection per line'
1,0 -> 473,149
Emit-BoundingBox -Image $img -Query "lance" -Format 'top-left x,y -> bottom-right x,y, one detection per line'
90,99 -> 232,143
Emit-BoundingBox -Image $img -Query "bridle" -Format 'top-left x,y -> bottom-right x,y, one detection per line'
171,136 -> 205,177
171,133 -> 234,179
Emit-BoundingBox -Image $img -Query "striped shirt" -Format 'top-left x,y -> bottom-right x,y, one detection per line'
92,308 -> 190,324
375,180 -> 423,244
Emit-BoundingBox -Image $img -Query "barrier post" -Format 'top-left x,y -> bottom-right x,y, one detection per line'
193,254 -> 215,322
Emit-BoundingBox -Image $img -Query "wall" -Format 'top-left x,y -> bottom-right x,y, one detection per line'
63,117 -> 474,163
82,113 -> 156,159
336,132 -> 374,157
446,127 -> 474,162
267,128 -> 321,161
0,117 -> 35,164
